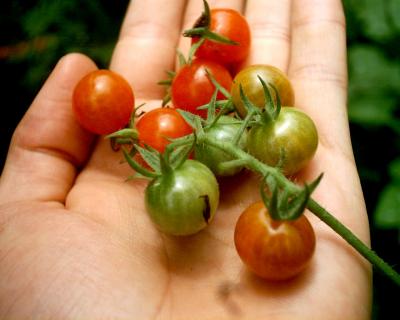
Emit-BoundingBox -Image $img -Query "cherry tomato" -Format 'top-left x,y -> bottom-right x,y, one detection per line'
192,9 -> 251,66
136,107 -> 193,153
171,59 -> 232,117
234,201 -> 316,281
247,107 -> 318,176
72,69 -> 134,135
231,65 -> 294,117
145,160 -> 219,236
194,116 -> 247,176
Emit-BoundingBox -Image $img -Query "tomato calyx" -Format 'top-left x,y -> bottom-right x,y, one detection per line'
183,0 -> 238,47
260,173 -> 323,221
239,75 -> 282,125
158,70 -> 176,107
122,131 -> 195,179
105,102 -> 148,153
159,52 -> 232,110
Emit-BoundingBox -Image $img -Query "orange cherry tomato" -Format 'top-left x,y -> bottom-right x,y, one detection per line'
234,201 -> 316,281
192,8 -> 251,66
72,69 -> 134,135
136,107 -> 193,153
171,59 -> 232,118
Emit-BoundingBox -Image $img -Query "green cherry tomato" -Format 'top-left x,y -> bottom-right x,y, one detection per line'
234,201 -> 316,281
145,160 -> 219,236
195,116 -> 247,177
231,65 -> 295,117
247,107 -> 318,176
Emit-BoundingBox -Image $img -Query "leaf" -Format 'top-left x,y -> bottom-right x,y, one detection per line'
374,183 -> 400,229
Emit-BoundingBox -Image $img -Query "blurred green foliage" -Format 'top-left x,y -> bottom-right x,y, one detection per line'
344,0 -> 400,232
344,1 -> 400,317
0,0 -> 399,318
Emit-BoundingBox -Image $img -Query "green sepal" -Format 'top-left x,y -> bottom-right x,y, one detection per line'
130,102 -> 146,128
239,84 -> 262,116
207,99 -> 234,128
206,88 -> 218,122
169,137 -> 196,170
267,181 -> 280,220
183,27 -> 238,46
161,91 -> 171,107
269,83 -> 282,119
258,76 -> 274,116
232,108 -> 255,145
158,71 -> 176,107
206,69 -> 231,99
165,134 -> 195,150
125,173 -> 152,181
134,144 -> 161,173
284,187 -> 310,220
176,109 -> 197,129
182,0 -> 237,46
188,37 -> 205,64
194,116 -> 205,137
260,173 -> 323,221
176,48 -> 187,67
107,128 -> 138,152
283,173 -> 323,220
122,148 -> 159,179
159,152 -> 173,176
105,128 -> 138,140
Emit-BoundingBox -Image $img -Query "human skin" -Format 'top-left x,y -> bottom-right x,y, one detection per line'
0,0 -> 371,319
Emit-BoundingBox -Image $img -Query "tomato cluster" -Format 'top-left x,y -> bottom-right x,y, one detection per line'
71,1 -> 319,282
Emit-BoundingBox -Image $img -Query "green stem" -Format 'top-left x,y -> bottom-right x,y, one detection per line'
308,199 -> 400,286
201,135 -> 400,286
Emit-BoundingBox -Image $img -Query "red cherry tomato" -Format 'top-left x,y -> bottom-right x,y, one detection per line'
72,70 -> 134,135
192,9 -> 251,66
171,59 -> 232,117
234,201 -> 316,281
136,107 -> 193,153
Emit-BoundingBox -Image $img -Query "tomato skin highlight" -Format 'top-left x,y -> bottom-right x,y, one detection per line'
231,65 -> 294,117
72,69 -> 134,135
234,201 -> 316,281
194,116 -> 247,176
193,9 -> 251,65
171,59 -> 232,117
247,107 -> 318,176
145,160 -> 219,236
136,108 -> 193,153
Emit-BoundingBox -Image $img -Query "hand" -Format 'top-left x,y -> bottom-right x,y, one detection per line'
0,0 -> 371,318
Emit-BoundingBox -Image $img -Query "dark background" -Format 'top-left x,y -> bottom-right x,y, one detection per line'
0,1 -> 399,318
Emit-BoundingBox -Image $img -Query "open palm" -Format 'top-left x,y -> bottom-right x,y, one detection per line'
0,0 -> 372,319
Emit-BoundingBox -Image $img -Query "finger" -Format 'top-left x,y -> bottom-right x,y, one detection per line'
244,0 -> 291,71
178,0 -> 245,63
0,53 -> 97,205
110,0 -> 187,99
288,0 -> 350,155
289,0 -> 369,249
